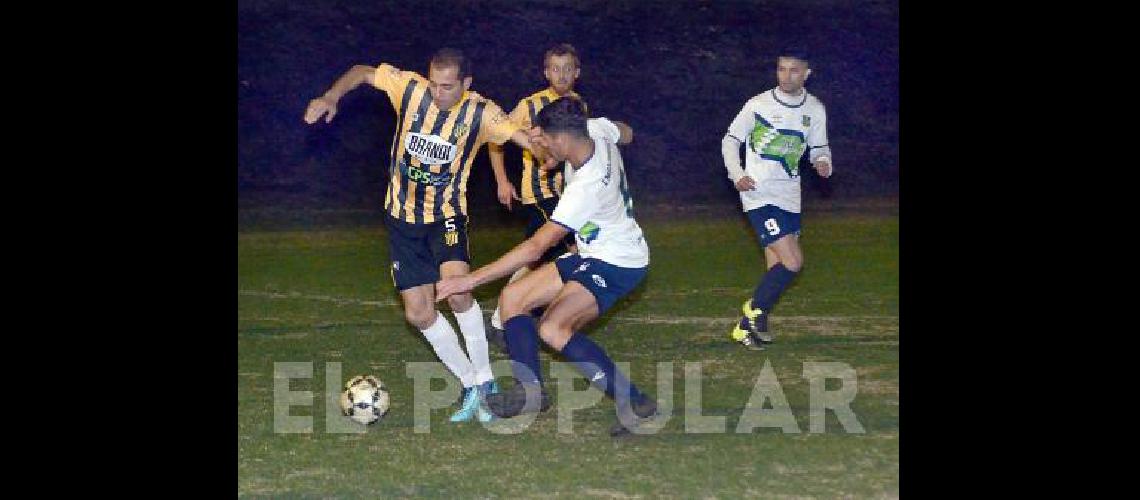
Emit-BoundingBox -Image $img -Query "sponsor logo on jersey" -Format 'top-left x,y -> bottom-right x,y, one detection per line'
592,274 -> 607,288
405,132 -> 458,165
750,118 -> 806,178
400,160 -> 453,186
802,115 -> 811,127
453,123 -> 469,138
579,221 -> 600,244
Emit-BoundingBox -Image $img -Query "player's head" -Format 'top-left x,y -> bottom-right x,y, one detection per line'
543,43 -> 581,96
429,47 -> 473,110
776,47 -> 812,95
532,96 -> 588,166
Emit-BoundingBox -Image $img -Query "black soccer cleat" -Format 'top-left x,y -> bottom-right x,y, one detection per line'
485,317 -> 509,354
751,311 -> 773,344
484,382 -> 551,418
610,396 -> 660,437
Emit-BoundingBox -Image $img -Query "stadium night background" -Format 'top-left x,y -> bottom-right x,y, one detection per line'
239,0 -> 898,497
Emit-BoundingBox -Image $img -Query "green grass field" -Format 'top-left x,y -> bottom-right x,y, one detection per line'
238,207 -> 899,498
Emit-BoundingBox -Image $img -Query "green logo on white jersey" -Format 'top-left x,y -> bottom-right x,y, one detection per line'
749,113 -> 806,177
579,221 -> 600,243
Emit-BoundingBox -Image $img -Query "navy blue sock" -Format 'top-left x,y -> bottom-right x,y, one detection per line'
752,263 -> 798,312
504,315 -> 543,386
560,332 -> 645,406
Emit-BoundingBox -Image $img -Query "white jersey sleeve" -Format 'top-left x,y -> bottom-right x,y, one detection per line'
723,99 -> 758,183
725,99 -> 757,143
550,180 -> 591,235
807,102 -> 831,165
587,117 -> 621,143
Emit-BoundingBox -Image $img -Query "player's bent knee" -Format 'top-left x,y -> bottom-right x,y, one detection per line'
403,303 -> 437,330
784,258 -> 803,273
498,282 -> 528,319
447,293 -> 473,314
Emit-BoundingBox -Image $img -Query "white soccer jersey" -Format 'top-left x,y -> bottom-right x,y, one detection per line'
550,118 -> 649,268
725,88 -> 830,213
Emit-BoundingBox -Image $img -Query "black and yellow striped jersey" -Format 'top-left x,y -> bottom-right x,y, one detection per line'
508,88 -> 585,205
371,63 -> 521,224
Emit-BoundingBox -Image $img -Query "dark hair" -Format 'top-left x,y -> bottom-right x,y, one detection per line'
778,46 -> 811,67
430,47 -> 471,79
535,96 -> 588,137
544,43 -> 580,67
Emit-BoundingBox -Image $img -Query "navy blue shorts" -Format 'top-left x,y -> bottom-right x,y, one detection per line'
746,205 -> 801,248
525,197 -> 576,263
555,254 -> 647,316
385,214 -> 470,291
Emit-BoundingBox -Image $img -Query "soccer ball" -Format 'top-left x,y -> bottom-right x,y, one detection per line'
339,375 -> 390,425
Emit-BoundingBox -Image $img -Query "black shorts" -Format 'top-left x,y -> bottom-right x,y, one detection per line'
524,197 -> 575,263
385,214 -> 471,291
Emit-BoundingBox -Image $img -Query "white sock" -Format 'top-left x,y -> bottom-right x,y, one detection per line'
490,307 -> 502,330
421,312 -> 475,387
492,267 -> 532,329
454,299 -> 494,385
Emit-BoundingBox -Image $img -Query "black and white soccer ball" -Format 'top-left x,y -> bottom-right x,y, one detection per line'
338,375 -> 390,425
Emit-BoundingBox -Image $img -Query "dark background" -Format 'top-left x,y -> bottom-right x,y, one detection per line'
238,0 -> 898,218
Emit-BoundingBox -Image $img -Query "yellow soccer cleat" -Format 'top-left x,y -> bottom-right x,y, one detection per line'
730,318 -> 766,351
742,299 -> 774,343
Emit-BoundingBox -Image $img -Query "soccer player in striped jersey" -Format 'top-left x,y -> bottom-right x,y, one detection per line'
485,44 -> 585,344
304,48 -> 551,422
721,49 -> 833,350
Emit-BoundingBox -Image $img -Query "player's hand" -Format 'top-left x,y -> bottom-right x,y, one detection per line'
735,176 -> 756,191
497,181 -> 521,210
435,275 -> 476,302
539,155 -> 560,171
527,126 -> 546,145
813,159 -> 832,178
304,96 -> 337,124
527,128 -> 558,170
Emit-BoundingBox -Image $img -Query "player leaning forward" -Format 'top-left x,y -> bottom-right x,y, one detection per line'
304,48 -> 550,422
722,50 -> 833,350
436,97 -> 659,436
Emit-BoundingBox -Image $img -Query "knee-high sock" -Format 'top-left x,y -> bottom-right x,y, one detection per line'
560,332 -> 645,406
752,263 -> 798,312
453,299 -> 493,385
504,315 -> 543,385
421,312 -> 475,387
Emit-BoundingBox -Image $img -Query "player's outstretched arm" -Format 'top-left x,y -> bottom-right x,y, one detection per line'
611,120 -> 634,145
488,143 -> 520,209
510,128 -> 559,171
435,223 -> 569,301
304,65 -> 376,124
